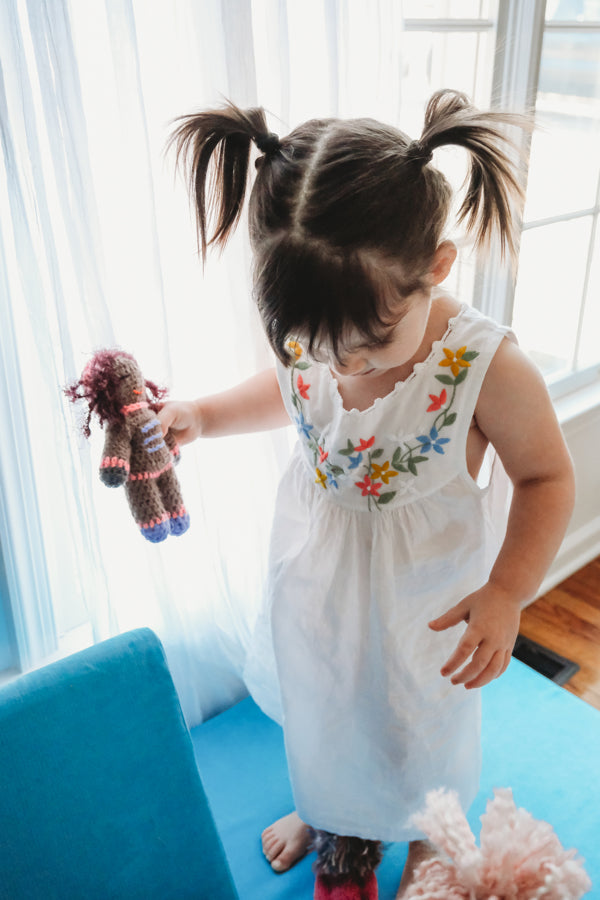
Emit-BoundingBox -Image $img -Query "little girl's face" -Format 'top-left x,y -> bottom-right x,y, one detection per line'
314,294 -> 432,379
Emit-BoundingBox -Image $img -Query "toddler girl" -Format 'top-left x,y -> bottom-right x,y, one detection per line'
159,91 -> 575,898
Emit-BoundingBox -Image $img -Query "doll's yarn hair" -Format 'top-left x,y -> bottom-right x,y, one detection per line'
310,829 -> 383,881
65,349 -> 168,438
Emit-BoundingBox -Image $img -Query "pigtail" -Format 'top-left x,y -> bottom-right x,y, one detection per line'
168,101 -> 271,261
417,90 -> 531,262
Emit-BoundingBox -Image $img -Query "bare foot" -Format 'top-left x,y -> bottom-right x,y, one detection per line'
395,839 -> 438,898
261,811 -> 312,873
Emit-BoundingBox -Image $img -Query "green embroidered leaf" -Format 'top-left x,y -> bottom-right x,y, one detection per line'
330,465 -> 345,476
411,456 -> 428,464
461,351 -> 479,362
338,439 -> 355,456
454,367 -> 468,385
408,459 -> 417,476
294,361 -> 311,370
443,412 -> 457,427
291,393 -> 301,411
395,464 -> 408,473
435,374 -> 455,385
377,491 -> 396,505
371,448 -> 384,459
391,448 -> 404,469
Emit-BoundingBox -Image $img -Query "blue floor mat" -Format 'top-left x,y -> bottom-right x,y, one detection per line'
191,658 -> 598,899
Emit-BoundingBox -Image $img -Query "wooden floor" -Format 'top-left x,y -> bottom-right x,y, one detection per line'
519,556 -> 600,711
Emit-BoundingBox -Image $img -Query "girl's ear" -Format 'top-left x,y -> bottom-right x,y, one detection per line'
430,240 -> 457,285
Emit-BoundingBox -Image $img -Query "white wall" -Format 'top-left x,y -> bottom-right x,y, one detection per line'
538,392 -> 600,596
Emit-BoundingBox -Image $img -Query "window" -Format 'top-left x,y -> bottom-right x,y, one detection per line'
512,0 -> 600,388
402,0 -> 600,395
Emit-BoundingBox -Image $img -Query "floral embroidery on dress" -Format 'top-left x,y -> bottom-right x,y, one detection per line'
286,340 -> 479,509
288,343 -> 345,491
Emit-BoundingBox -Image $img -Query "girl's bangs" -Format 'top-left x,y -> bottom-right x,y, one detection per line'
256,240 -> 405,365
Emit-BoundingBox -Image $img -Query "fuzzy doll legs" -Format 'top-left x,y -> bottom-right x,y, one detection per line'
126,478 -> 171,542
157,467 -> 190,536
126,472 -> 189,542
311,830 -> 383,900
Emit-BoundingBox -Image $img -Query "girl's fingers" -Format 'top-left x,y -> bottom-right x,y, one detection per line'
463,650 -> 506,690
429,602 -> 467,631
440,631 -> 480,678
449,643 -> 494,686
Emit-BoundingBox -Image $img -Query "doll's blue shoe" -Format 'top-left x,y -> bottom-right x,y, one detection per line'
140,519 -> 170,543
169,508 -> 190,536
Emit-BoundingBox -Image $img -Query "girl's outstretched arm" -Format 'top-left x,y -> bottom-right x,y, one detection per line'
429,338 -> 576,690
157,368 -> 290,444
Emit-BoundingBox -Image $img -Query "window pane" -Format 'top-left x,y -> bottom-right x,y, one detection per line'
577,220 -> 600,369
402,0 -> 494,18
523,30 -> 600,222
546,0 -> 600,22
400,30 -> 496,132
512,218 -> 593,378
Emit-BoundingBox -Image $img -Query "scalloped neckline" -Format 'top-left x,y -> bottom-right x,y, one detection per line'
327,303 -> 468,416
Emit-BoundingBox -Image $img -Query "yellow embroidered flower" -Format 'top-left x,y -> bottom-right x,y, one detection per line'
315,467 -> 328,489
371,461 -> 398,485
439,346 -> 471,377
287,340 -> 303,359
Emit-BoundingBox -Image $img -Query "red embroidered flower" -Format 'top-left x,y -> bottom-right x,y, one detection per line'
355,475 -> 382,497
318,446 -> 329,463
354,436 -> 375,452
427,388 -> 447,412
297,375 -> 310,399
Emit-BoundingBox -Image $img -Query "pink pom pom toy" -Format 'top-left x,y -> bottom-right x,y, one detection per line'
403,787 -> 591,900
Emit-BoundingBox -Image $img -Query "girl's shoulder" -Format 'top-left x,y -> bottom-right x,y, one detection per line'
431,290 -> 514,348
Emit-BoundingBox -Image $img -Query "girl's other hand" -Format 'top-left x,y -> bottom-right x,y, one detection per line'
428,583 -> 522,690
157,399 -> 203,446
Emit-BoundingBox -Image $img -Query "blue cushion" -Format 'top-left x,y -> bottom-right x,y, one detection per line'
0,629 -> 237,900
192,658 -> 600,899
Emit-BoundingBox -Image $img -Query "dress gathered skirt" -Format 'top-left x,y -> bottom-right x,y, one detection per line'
244,302 -> 514,841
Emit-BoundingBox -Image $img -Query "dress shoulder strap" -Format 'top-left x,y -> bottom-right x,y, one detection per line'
430,304 -> 515,459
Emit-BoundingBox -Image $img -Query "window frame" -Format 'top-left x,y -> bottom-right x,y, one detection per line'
404,0 -> 600,405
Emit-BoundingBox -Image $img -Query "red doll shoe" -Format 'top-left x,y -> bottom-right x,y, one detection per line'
314,871 -> 378,900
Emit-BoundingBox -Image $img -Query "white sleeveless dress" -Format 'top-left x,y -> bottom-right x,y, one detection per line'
244,302 -> 515,842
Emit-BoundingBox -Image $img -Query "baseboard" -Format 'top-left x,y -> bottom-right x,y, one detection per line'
535,514 -> 600,600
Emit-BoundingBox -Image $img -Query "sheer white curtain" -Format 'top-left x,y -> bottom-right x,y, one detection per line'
0,0 -> 403,724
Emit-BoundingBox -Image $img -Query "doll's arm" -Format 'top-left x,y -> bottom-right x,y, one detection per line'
157,368 -> 289,444
430,338 -> 575,689
99,421 -> 132,487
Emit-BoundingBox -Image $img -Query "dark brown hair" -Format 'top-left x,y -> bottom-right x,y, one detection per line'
65,350 -> 167,437
168,91 -> 529,365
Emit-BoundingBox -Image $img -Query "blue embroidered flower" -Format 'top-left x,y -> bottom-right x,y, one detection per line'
348,452 -> 363,470
327,472 -> 339,489
294,412 -> 314,440
417,426 -> 450,455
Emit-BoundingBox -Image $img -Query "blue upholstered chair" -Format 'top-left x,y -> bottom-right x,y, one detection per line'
0,629 -> 238,900
2,626 -> 598,899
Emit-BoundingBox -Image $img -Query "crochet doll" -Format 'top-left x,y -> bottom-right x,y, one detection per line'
311,831 -> 383,900
66,350 -> 190,543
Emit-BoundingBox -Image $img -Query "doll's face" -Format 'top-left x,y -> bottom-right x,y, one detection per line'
113,356 -> 146,405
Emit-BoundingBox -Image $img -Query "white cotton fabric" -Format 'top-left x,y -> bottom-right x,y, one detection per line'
244,303 -> 515,841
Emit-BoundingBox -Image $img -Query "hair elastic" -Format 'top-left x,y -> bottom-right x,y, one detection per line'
254,131 -> 281,155
406,140 -> 433,166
